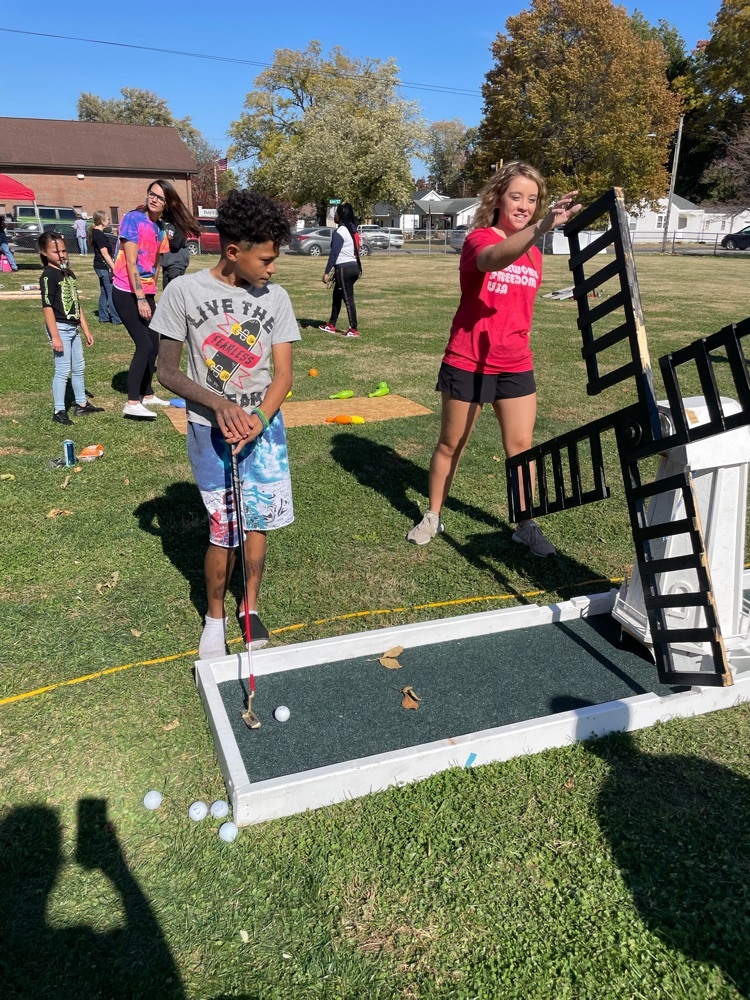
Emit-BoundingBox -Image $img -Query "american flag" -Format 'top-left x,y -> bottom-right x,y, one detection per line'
215,158 -> 228,172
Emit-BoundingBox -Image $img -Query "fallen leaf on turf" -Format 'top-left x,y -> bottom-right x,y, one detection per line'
123,479 -> 130,485
378,656 -> 402,670
0,473 -> 15,481
60,475 -> 71,489
400,686 -> 422,710
130,628 -> 144,637
73,466 -> 82,473
564,777 -> 574,789
46,508 -> 72,518
95,571 -> 121,595
492,455 -> 502,462
240,929 -> 250,944
382,645 -> 404,658
162,718 -> 179,731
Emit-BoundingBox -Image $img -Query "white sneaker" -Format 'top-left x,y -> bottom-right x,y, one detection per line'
141,394 -> 171,406
512,520 -> 557,557
406,511 -> 444,545
123,402 -> 157,419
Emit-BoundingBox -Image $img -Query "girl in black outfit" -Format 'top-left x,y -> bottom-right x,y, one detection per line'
319,202 -> 361,338
89,212 -> 121,324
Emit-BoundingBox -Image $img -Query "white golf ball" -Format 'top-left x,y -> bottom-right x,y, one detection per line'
188,800 -> 209,822
219,821 -> 239,843
210,799 -> 229,819
143,790 -> 162,811
274,705 -> 291,723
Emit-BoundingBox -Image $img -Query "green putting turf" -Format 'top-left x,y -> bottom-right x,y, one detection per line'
218,613 -> 680,784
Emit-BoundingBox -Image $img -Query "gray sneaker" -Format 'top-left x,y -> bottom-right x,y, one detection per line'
512,520 -> 557,557
406,511 -> 444,545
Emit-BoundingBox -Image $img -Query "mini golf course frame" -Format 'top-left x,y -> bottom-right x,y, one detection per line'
196,583 -> 750,827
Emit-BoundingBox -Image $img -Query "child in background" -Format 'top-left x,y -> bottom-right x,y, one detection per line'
152,190 -> 300,659
39,233 -> 104,425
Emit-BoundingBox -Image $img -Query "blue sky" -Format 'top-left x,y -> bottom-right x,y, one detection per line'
2,1 -> 716,163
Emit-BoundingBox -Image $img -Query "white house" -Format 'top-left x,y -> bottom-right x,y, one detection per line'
628,195 -> 750,243
369,189 -> 480,231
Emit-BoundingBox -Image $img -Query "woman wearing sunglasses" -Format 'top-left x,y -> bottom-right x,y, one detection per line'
112,179 -> 198,418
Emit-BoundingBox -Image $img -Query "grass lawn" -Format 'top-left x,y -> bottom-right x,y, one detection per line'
1,248 -> 750,998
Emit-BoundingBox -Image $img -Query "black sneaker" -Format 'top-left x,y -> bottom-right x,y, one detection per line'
74,401 -> 105,416
53,410 -> 73,425
237,610 -> 270,650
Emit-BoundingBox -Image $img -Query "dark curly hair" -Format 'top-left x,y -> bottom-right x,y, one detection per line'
216,190 -> 292,250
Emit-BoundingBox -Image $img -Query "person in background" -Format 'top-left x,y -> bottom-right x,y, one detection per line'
39,232 -> 104,425
89,212 -> 121,325
407,161 -> 581,556
0,215 -> 19,271
161,215 -> 192,288
74,216 -> 88,255
318,202 -> 362,338
111,179 -> 196,419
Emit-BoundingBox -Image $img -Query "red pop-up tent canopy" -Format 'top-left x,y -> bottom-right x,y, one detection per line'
0,174 -> 40,227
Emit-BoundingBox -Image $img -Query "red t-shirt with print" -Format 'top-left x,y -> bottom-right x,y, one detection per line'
442,227 -> 543,375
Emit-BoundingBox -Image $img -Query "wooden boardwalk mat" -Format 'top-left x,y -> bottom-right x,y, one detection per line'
163,395 -> 433,434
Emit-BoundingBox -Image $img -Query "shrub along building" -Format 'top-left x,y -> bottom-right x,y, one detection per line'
0,117 -> 197,226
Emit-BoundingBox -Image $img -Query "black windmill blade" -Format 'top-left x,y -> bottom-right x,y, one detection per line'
506,188 -> 750,688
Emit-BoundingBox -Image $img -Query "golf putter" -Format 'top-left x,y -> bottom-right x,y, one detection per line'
230,450 -> 261,730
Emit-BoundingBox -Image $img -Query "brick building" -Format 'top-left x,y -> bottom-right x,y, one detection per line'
0,117 -> 197,226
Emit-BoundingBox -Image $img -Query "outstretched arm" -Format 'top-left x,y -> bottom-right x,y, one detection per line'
476,191 -> 582,273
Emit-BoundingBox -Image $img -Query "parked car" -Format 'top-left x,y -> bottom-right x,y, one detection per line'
357,224 -> 384,237
366,231 -> 390,250
10,222 -> 78,254
12,205 -> 78,231
720,226 -> 750,250
287,227 -> 372,257
449,225 -> 468,253
187,218 -> 221,255
381,227 -> 404,248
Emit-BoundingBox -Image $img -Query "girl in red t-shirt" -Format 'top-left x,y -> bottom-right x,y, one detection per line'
407,162 -> 581,555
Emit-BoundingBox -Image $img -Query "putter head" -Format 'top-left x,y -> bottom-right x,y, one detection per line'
241,692 -> 261,730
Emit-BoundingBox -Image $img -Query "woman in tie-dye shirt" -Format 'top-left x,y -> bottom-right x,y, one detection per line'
112,179 -> 197,419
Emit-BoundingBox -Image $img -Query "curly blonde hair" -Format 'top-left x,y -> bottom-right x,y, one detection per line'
471,161 -> 547,232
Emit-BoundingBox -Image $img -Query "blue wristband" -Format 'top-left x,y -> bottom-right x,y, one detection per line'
252,406 -> 269,431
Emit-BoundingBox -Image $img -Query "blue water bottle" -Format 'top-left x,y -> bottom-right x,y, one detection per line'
63,439 -> 76,466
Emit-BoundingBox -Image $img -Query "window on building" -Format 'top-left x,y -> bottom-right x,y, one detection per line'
721,220 -> 726,231
110,207 -> 120,226
656,215 -> 665,230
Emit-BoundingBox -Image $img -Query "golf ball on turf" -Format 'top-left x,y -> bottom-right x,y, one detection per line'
143,790 -> 163,811
210,800 -> 229,819
274,705 -> 291,723
219,821 -> 239,843
189,800 -> 208,822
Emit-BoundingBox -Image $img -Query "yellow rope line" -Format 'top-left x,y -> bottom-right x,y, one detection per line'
0,575 -> 623,707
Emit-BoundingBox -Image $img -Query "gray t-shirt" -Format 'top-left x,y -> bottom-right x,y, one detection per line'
151,268 -> 301,427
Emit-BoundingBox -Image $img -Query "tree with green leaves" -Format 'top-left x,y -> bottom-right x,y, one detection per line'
423,120 -> 478,197
77,87 -> 240,210
471,0 -> 682,209
228,42 -> 426,222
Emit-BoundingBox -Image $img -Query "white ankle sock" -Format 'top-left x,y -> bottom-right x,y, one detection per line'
199,616 -> 227,658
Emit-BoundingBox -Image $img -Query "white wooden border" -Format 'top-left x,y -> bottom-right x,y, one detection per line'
195,584 -> 750,826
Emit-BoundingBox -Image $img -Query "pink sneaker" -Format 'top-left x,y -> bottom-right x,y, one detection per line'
318,323 -> 337,334
343,329 -> 359,338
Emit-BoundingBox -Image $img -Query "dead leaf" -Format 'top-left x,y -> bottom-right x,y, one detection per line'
400,686 -> 422,710
564,777 -> 574,790
60,475 -> 71,489
378,656 -> 402,670
492,455 -> 502,462
0,473 -> 15,481
95,571 -> 121,595
130,628 -> 144,638
46,508 -> 72,518
124,478 -> 130,485
382,645 -> 404,658
162,718 -> 179,731
239,929 -> 250,944
73,467 -> 82,473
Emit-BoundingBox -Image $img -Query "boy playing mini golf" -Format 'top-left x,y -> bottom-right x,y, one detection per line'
152,190 -> 300,658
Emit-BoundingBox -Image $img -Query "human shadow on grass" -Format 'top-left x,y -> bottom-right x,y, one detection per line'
111,370 -> 129,397
134,481 -> 208,619
331,431 -> 607,603
553,697 -> 750,997
0,799 -> 185,999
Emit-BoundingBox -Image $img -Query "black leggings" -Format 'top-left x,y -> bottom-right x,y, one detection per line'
113,288 -> 158,400
329,262 -> 360,331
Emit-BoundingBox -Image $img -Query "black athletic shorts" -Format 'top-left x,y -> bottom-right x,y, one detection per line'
435,362 -> 536,404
